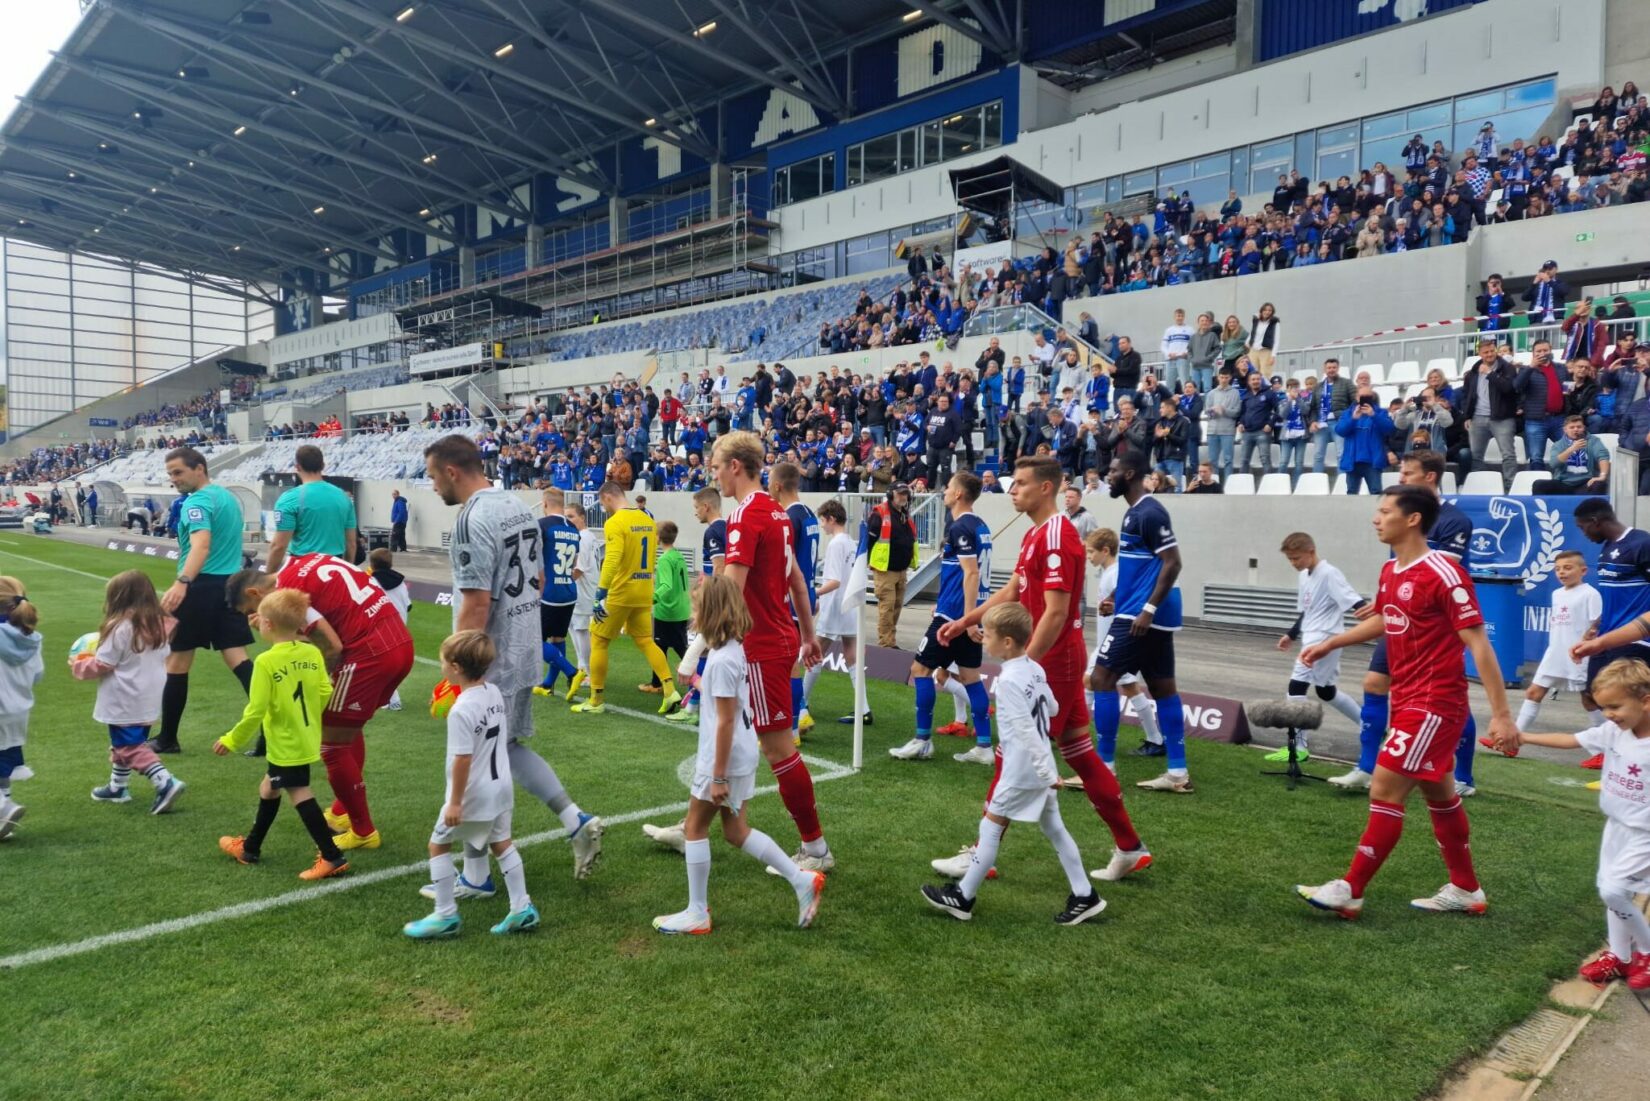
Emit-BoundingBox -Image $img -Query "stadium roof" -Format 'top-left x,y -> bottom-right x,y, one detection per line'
0,0 -> 1040,297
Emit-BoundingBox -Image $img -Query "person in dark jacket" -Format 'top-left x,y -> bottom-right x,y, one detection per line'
1110,337 -> 1142,410
1458,336 -> 1521,487
923,394 -> 962,485
906,245 -> 928,282
1515,338 -> 1571,471
1475,273 -> 1512,332
1041,406 -> 1080,474
1151,396 -> 1190,490
1235,372 -> 1278,476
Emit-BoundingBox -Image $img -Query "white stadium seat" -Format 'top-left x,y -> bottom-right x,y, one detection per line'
1460,471 -> 1506,495
1599,433 -> 1620,451
1224,473 -> 1256,495
1381,471 -> 1401,489
1385,361 -> 1422,386
1257,473 -> 1292,495
1354,364 -> 1385,386
1424,357 -> 1457,380
1293,472 -> 1330,495
1440,471 -> 1458,494
1508,471 -> 1546,495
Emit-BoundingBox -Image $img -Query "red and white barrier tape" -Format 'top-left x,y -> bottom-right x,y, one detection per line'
1302,314 -> 1518,350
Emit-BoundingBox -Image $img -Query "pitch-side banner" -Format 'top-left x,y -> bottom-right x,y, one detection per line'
410,342 -> 485,376
1443,495 -> 1593,665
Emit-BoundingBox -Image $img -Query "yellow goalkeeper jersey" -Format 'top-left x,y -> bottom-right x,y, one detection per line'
220,640 -> 333,765
599,507 -> 658,607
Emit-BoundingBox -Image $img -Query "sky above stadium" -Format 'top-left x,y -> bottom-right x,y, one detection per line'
0,3 -> 83,130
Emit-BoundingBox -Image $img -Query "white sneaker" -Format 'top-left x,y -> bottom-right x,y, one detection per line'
1327,768 -> 1373,791
889,738 -> 934,761
932,845 -> 980,879
642,821 -> 687,853
652,907 -> 712,935
1411,882 -> 1488,914
1296,878 -> 1363,920
1090,847 -> 1154,882
795,871 -> 825,928
1136,772 -> 1195,794
570,814 -> 604,880
952,745 -> 994,765
768,847 -> 836,875
1455,784 -> 1478,798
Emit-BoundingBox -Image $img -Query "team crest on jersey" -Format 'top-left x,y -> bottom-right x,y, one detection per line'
1382,605 -> 1410,632
1397,581 -> 1414,600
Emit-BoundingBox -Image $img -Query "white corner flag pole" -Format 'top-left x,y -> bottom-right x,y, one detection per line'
853,593 -> 865,770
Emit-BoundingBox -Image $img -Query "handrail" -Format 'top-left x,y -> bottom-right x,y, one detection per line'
965,302 -> 1114,369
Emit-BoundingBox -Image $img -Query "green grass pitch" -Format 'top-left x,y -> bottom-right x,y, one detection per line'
0,533 -> 1614,1100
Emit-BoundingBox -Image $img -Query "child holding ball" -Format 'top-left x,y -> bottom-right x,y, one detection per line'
74,570 -> 184,814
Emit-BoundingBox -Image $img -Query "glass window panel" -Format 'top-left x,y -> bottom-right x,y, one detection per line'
820,153 -> 835,194
1229,147 -> 1248,192
1075,181 -> 1107,207
861,132 -> 898,181
1317,146 -> 1356,183
922,121 -> 943,167
1184,174 -> 1230,207
1105,177 -> 1121,203
1454,90 -> 1501,121
942,110 -> 980,159
1506,77 -> 1556,108
773,166 -> 789,206
1363,111 -> 1407,141
1294,132 -> 1316,176
1252,138 -> 1292,163
897,128 -> 918,173
1123,169 -> 1155,195
1406,102 -> 1451,131
846,144 -> 864,187
1158,160 -> 1193,186
1194,153 -> 1229,177
983,100 -> 1003,147
1318,122 -> 1358,148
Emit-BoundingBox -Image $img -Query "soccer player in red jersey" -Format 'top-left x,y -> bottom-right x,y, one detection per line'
1295,486 -> 1517,918
226,556 -> 416,852
709,432 -> 833,873
939,456 -> 1150,884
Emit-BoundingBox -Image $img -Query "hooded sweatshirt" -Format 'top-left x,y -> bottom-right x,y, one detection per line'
0,620 -> 45,749
370,566 -> 411,624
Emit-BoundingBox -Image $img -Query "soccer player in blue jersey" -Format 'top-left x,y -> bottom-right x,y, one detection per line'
771,463 -> 822,739
1089,451 -> 1193,793
1570,498 -> 1650,759
667,488 -> 727,726
533,489 -> 584,698
891,471 -> 995,764
1333,451 -> 1481,792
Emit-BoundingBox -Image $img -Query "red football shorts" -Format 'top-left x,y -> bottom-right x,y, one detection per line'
746,656 -> 794,736
1040,644 -> 1091,736
324,637 -> 415,729
1377,706 -> 1466,782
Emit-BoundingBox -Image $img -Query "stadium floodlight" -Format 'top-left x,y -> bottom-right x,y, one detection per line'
419,208 -> 431,216
643,117 -> 656,127
493,42 -> 515,58
233,125 -> 247,136
694,20 -> 716,36
396,5 -> 415,21
903,10 -> 920,20
421,153 -> 437,164
312,205 -> 325,214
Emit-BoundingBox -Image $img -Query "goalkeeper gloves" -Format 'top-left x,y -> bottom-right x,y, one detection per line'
592,588 -> 609,623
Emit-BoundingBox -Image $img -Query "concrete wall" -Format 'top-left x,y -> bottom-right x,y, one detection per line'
774,0 -> 1608,254
1604,0 -> 1650,93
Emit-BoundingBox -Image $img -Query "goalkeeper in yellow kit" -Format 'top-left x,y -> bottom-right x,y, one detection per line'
571,482 -> 680,715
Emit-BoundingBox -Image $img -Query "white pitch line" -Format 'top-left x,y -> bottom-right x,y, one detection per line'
1,760 -> 857,971
0,538 -> 123,582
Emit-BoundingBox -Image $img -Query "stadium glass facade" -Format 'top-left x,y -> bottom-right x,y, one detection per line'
1,238 -> 274,435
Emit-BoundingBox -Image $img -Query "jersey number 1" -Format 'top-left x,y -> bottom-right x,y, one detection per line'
293,682 -> 309,726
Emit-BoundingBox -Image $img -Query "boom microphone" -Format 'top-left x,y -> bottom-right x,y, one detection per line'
1246,698 -> 1324,732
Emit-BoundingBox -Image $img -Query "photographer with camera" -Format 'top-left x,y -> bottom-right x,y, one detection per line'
1394,386 -> 1455,455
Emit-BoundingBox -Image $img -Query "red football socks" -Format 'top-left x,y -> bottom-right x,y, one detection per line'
1346,799 -> 1406,897
321,737 -> 374,836
1427,798 -> 1479,892
1061,738 -> 1143,853
770,751 -> 822,843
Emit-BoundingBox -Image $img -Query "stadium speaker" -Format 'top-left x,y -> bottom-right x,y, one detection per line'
1247,698 -> 1326,790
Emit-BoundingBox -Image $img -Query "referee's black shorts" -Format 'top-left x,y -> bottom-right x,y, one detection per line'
170,573 -> 255,653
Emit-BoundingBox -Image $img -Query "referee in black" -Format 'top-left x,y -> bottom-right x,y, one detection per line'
152,447 -> 256,753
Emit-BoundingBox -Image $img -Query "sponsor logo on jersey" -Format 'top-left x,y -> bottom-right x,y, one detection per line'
1382,605 -> 1410,632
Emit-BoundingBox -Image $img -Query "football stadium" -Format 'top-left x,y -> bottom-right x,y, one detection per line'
2,1 -> 1650,1098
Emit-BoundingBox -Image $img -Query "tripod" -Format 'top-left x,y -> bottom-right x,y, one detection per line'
1260,725 -> 1328,790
